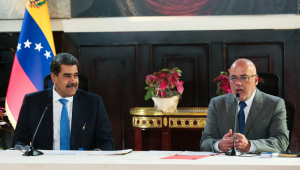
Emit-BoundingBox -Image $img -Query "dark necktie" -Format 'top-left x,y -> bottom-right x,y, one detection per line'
238,101 -> 247,134
59,99 -> 70,150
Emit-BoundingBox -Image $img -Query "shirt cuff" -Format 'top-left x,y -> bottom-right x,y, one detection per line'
247,141 -> 257,153
214,141 -> 221,152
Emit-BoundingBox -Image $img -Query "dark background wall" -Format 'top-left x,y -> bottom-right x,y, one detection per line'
1,29 -> 299,151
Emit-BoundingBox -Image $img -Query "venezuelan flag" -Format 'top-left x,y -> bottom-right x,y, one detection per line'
5,0 -> 56,128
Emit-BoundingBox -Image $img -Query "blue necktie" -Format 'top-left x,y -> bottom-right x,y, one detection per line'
59,99 -> 70,150
238,101 -> 247,134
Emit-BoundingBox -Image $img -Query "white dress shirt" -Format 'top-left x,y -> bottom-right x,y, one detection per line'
214,89 -> 257,153
52,85 -> 73,150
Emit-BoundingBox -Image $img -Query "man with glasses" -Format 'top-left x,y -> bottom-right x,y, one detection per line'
200,59 -> 289,153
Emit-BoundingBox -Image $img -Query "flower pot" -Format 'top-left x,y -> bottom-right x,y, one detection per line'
152,95 -> 180,113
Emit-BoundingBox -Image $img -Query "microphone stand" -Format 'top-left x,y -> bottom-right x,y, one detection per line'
23,104 -> 49,156
225,94 -> 243,156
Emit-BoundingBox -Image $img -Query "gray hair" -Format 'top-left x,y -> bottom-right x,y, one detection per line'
50,53 -> 79,76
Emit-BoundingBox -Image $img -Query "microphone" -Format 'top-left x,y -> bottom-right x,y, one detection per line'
23,104 -> 49,156
225,93 -> 243,156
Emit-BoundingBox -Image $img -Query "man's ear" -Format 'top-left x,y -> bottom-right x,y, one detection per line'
254,75 -> 258,86
51,72 -> 57,85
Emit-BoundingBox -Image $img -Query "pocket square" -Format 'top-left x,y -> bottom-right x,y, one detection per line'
83,123 -> 86,130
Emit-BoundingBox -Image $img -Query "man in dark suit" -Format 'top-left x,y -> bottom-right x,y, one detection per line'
200,59 -> 288,153
12,53 -> 115,150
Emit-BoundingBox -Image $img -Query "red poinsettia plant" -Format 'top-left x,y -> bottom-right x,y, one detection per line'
214,70 -> 264,96
145,67 -> 184,100
214,71 -> 232,95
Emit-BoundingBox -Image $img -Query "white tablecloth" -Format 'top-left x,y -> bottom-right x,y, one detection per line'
1,150 -> 299,170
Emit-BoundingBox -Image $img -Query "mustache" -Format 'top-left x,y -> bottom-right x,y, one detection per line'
66,83 -> 77,88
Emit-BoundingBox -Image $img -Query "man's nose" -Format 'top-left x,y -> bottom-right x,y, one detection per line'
69,75 -> 76,82
235,78 -> 243,85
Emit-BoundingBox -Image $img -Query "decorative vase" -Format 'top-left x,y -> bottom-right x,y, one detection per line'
152,95 -> 180,113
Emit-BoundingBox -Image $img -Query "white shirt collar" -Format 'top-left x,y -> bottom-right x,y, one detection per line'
244,89 -> 256,106
52,85 -> 73,103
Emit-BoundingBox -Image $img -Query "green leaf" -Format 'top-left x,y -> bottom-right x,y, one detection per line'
217,81 -> 221,86
161,68 -> 169,71
216,88 -> 220,95
151,91 -> 155,97
220,71 -> 229,76
177,70 -> 182,73
145,87 -> 149,90
145,92 -> 152,101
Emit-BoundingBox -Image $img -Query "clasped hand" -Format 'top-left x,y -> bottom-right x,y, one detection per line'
218,129 -> 251,152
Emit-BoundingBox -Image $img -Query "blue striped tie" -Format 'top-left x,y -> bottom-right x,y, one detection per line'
238,102 -> 247,134
59,99 -> 70,150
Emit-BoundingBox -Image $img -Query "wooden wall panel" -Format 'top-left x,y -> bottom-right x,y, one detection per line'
93,58 -> 125,150
0,33 -> 19,108
80,46 -> 136,150
136,44 -> 151,107
152,45 -> 210,107
0,50 -> 14,99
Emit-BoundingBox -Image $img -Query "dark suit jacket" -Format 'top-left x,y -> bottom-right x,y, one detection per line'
12,88 -> 115,150
200,89 -> 289,153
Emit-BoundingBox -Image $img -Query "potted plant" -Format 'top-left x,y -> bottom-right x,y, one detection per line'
145,67 -> 184,112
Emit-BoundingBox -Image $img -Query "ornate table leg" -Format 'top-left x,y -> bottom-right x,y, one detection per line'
134,128 -> 142,151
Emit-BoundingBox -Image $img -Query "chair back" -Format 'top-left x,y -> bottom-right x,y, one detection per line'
257,72 -> 280,96
44,74 -> 89,92
285,100 -> 296,152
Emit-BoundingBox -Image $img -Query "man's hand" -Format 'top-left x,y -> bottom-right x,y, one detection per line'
218,129 -> 238,152
235,133 -> 251,152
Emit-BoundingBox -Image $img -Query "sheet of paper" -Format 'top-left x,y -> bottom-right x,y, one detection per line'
43,149 -> 133,155
42,150 -> 88,155
88,149 -> 133,155
241,154 -> 260,157
177,151 -> 217,156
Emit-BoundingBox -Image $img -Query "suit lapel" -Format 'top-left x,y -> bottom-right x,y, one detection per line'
225,93 -> 238,130
243,89 -> 263,136
70,90 -> 85,149
43,88 -> 54,149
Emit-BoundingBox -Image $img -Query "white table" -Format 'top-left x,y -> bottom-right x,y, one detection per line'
1,150 -> 300,170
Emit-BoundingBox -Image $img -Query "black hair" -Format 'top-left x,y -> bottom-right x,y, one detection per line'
50,53 -> 79,76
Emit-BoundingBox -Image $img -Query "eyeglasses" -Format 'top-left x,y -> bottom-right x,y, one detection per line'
228,75 -> 256,84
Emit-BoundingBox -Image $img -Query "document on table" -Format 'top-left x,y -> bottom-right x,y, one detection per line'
88,149 -> 132,155
161,155 -> 211,160
241,154 -> 260,157
43,149 -> 132,155
43,150 -> 88,155
160,151 -> 217,160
